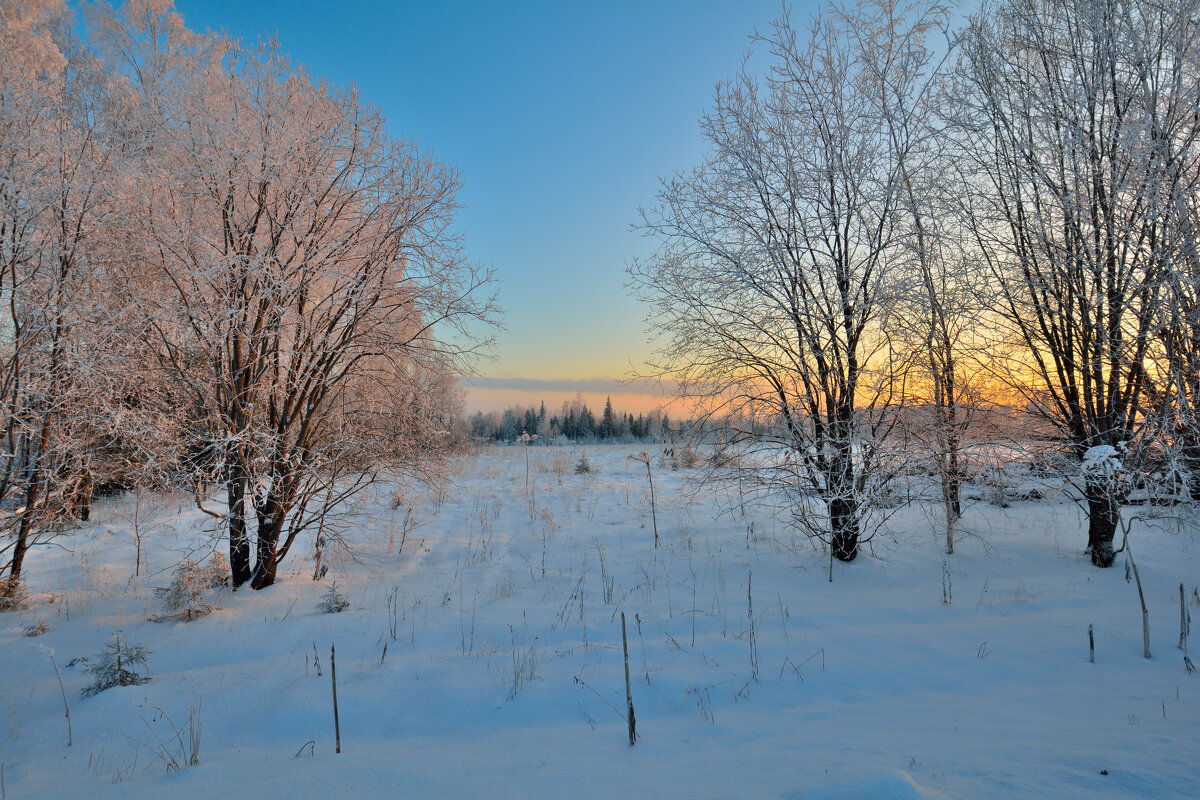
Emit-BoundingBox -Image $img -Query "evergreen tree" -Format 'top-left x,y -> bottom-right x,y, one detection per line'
500,409 -> 519,441
601,396 -> 617,439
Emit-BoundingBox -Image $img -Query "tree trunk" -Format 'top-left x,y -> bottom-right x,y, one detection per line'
5,458 -> 43,598
943,446 -> 961,556
227,478 -> 251,587
1085,485 -> 1118,568
944,385 -> 962,522
5,395 -> 58,598
250,498 -> 285,590
76,469 -> 93,522
829,495 -> 859,562
4,517 -> 31,599
1184,438 -> 1200,503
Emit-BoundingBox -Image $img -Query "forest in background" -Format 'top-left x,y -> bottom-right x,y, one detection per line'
463,396 -> 676,443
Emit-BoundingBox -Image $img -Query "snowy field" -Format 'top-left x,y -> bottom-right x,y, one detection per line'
2,445 -> 1198,799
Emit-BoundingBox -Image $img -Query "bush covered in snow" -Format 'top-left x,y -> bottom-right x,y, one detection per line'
154,557 -> 227,622
82,630 -> 152,696
317,582 -> 350,614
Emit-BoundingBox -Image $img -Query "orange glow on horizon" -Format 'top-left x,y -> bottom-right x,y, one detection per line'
463,385 -> 691,416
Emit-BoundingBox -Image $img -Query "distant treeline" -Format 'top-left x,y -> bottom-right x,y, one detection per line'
464,397 -> 674,443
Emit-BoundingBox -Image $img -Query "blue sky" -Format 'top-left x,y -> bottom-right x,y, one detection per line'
173,0 -> 802,411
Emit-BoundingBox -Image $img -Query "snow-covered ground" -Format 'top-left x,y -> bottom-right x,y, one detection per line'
2,445 -> 1197,799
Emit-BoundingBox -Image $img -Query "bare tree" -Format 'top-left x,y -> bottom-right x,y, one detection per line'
632,1 -> 946,562
856,0 -> 991,556
955,0 -> 1200,565
1156,110 -> 1200,502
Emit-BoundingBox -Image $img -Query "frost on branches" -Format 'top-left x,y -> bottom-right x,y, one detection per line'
82,630 -> 152,696
1,0 -> 496,597
154,557 -> 228,622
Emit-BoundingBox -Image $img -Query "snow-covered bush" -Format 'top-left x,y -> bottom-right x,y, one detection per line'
677,441 -> 699,469
983,466 -> 1014,507
1009,482 -> 1045,502
317,583 -> 350,614
0,583 -> 27,612
82,630 -> 152,696
574,452 -> 592,474
203,552 -> 231,588
155,559 -> 222,622
873,483 -> 905,510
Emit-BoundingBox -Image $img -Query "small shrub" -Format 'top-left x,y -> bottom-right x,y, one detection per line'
678,442 -> 699,469
574,452 -> 592,474
158,554 -> 229,621
986,483 -> 1011,508
389,487 -> 407,511
317,582 -> 350,614
874,484 -> 905,509
1010,482 -> 1045,501
549,452 -> 570,483
83,630 -> 152,696
23,620 -> 49,637
203,552 -> 231,587
983,466 -> 1013,507
155,560 -> 219,622
0,582 -> 27,612
707,446 -> 736,469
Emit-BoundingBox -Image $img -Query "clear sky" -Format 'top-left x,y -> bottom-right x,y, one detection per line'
172,0 -> 803,413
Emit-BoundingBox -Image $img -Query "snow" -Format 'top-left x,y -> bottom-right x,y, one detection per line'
2,445 -> 1198,799
1082,445 -> 1122,478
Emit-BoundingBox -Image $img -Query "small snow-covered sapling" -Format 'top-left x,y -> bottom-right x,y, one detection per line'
83,630 -> 152,696
154,559 -> 220,622
318,583 -> 350,614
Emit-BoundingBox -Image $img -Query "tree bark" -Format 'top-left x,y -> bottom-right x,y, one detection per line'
829,495 -> 859,562
1085,485 -> 1118,568
227,477 -> 251,587
250,497 -> 286,590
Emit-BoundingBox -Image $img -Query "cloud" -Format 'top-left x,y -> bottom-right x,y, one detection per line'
461,376 -> 677,395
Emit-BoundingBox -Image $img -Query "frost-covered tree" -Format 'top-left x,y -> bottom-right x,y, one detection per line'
954,0 -> 1200,565
868,9 -> 993,556
0,0 -> 127,598
600,396 -> 617,439
96,2 -> 496,589
632,1 -> 946,561
82,629 -> 152,696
